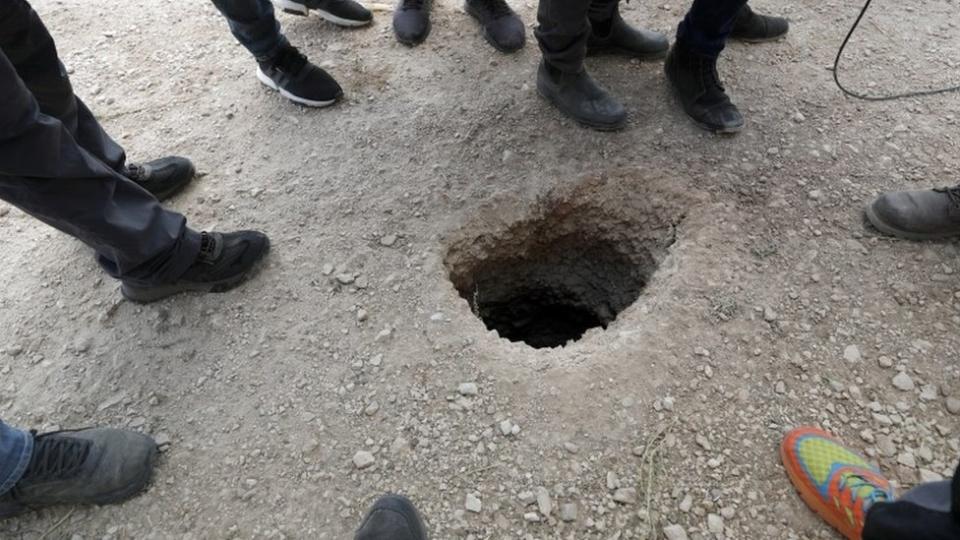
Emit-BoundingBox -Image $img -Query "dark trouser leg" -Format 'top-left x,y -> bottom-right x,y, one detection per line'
0,0 -> 126,172
0,51 -> 200,286
210,0 -> 289,61
534,0 -> 590,72
862,460 -> 960,540
0,420 -> 32,496
586,0 -> 617,26
676,0 -> 748,57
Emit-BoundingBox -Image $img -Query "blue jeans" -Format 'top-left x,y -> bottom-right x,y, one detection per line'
676,0 -> 749,58
0,421 -> 32,496
211,0 -> 290,61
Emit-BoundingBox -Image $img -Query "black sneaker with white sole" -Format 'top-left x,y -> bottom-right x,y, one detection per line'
257,45 -> 343,108
123,156 -> 195,201
121,230 -> 270,303
272,0 -> 373,27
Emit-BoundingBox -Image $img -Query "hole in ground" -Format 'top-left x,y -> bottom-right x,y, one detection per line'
444,176 -> 687,349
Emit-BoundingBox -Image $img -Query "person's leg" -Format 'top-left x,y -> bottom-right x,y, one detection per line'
534,0 -> 590,73
0,421 -> 32,498
584,0 -> 668,59
210,0 -> 288,61
0,48 -> 202,287
862,461 -> 960,540
675,0 -> 747,58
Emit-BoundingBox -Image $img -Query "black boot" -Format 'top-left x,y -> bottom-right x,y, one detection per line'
272,0 -> 373,27
0,428 -> 157,518
121,230 -> 271,303
865,185 -> 960,240
355,494 -> 428,540
393,0 -> 431,45
536,60 -> 627,131
587,10 -> 668,59
730,4 -> 789,43
465,0 -> 525,53
123,156 -> 195,201
664,42 -> 743,134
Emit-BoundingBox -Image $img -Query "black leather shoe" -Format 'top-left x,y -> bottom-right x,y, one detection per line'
536,60 -> 626,131
272,0 -> 373,26
121,230 -> 270,303
123,156 -> 194,201
865,185 -> 960,240
257,45 -> 343,108
465,0 -> 525,53
730,4 -> 789,43
0,428 -> 156,518
587,11 -> 668,59
355,494 -> 427,540
393,0 -> 431,45
664,43 -> 743,134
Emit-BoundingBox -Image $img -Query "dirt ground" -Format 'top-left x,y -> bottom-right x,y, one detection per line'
2,0 -> 960,538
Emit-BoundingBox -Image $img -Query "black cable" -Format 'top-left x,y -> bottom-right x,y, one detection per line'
833,0 -> 960,101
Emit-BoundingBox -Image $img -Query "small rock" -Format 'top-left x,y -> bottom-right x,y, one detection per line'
563,442 -> 579,454
947,397 -> 960,415
458,382 -> 479,396
844,345 -> 862,363
763,307 -> 778,322
878,356 -> 894,368
663,524 -> 690,540
523,512 -> 540,522
518,491 -> 536,505
679,494 -> 693,513
560,503 -> 578,522
499,420 -> 513,436
379,234 -> 398,247
536,487 -> 553,516
364,401 -> 380,416
352,450 -> 375,469
892,372 -> 915,391
707,513 -> 724,535
920,469 -> 944,483
897,452 -> 917,468
465,493 -> 482,513
606,471 -> 620,490
612,488 -> 636,505
336,273 -> 356,285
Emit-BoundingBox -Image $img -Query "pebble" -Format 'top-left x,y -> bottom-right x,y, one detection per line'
379,234 -> 398,247
518,491 -> 536,505
352,450 -> 375,469
612,488 -> 636,504
876,435 -> 897,457
679,494 -> 693,512
536,487 -> 553,516
364,401 -> 380,416
154,432 -> 172,448
336,273 -> 356,285
892,372 -> 915,391
663,524 -> 690,540
458,382 -> 479,396
920,385 -> 938,401
499,420 -> 513,436
563,442 -> 579,454
523,512 -> 540,522
763,307 -> 778,322
465,493 -> 482,513
844,345 -> 862,363
897,452 -> 917,468
606,471 -> 621,490
877,356 -> 893,368
560,503 -> 578,522
920,469 -> 944,482
947,397 -> 960,415
707,513 -> 725,534
807,189 -> 822,200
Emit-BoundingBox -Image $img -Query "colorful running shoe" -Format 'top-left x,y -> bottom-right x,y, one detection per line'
781,426 -> 895,540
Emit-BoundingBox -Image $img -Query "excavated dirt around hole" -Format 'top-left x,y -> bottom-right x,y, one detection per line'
444,175 -> 689,349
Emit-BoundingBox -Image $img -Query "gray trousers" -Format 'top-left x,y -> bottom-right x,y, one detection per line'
0,0 -> 200,286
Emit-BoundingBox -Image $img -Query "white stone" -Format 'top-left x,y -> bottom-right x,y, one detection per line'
844,345 -> 862,363
465,493 -> 482,513
707,513 -> 724,535
536,487 -> 553,516
458,382 -> 478,396
892,372 -> 915,391
352,450 -> 375,469
612,488 -> 636,504
560,503 -> 578,522
663,524 -> 690,540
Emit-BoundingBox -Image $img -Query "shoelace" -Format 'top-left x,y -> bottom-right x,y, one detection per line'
401,0 -> 425,11
837,473 -> 890,514
934,185 -> 960,208
123,163 -> 146,182
198,232 -> 220,263
16,432 -> 91,486
478,0 -> 512,18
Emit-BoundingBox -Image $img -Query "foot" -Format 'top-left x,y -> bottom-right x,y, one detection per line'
257,45 -> 343,108
393,0 -> 431,45
536,60 -> 626,131
865,185 -> 960,240
271,0 -> 373,27
781,426 -> 894,540
586,11 -> 668,59
355,494 -> 428,540
0,428 -> 157,519
464,0 -> 525,53
121,230 -> 270,303
730,4 -> 789,43
123,156 -> 195,201
664,42 -> 743,133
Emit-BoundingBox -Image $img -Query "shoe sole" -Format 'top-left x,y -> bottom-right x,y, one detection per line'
731,33 -> 788,44
780,433 -> 860,540
0,444 -> 157,519
863,201 -> 959,240
149,163 -> 196,202
394,19 -> 431,46
535,80 -> 627,132
463,3 -> 524,53
120,238 -> 271,304
256,68 -> 341,108
272,0 -> 373,26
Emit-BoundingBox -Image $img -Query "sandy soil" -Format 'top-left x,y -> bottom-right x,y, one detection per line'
2,0 -> 960,538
